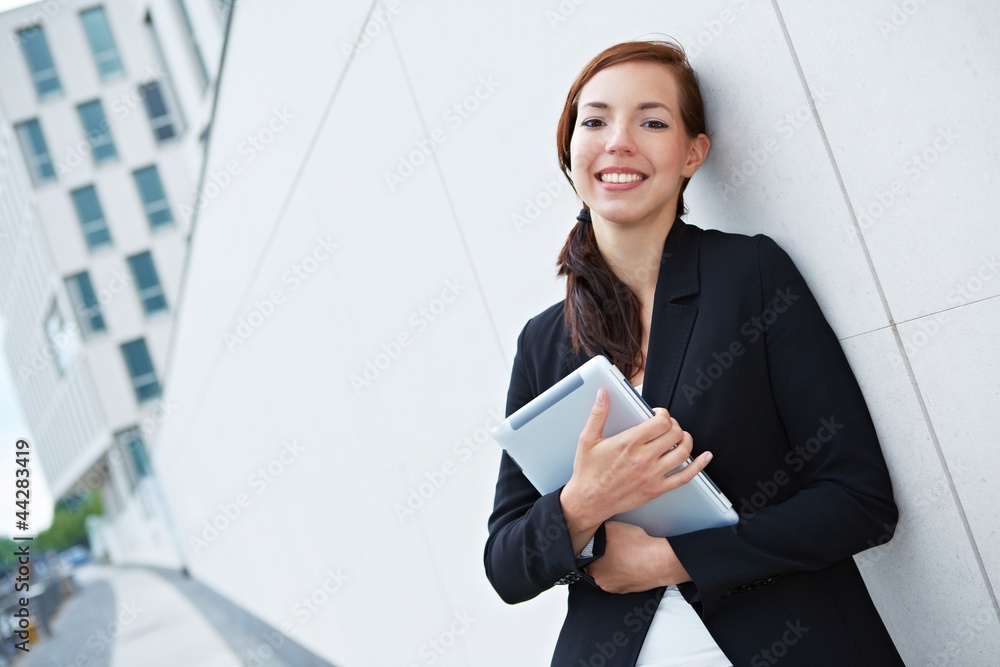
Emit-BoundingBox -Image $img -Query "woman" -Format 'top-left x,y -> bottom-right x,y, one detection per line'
484,40 -> 904,666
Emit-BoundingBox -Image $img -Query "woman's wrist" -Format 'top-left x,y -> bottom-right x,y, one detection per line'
559,482 -> 604,555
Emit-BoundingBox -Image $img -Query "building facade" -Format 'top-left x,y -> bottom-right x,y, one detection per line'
0,0 -> 227,565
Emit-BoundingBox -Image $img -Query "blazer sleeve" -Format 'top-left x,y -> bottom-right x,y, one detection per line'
668,234 -> 899,617
483,319 -> 608,604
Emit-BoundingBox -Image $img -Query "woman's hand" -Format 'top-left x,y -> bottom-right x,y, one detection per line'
586,521 -> 691,593
560,388 -> 711,553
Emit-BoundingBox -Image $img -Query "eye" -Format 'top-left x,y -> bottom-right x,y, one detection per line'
643,120 -> 669,129
580,118 -> 605,128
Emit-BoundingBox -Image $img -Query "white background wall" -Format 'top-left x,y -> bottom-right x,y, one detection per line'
152,1 -> 1000,665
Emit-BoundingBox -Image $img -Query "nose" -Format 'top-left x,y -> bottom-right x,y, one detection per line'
605,122 -> 636,155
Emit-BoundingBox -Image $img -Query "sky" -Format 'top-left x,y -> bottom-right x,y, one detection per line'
0,0 -> 36,12
0,316 -> 55,538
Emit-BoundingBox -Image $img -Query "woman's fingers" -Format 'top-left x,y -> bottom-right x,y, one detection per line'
577,388 -> 611,449
659,450 -> 713,493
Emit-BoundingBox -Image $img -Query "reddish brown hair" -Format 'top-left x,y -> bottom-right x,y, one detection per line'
555,40 -> 707,382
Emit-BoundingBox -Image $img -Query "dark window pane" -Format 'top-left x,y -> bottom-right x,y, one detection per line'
127,251 -> 167,314
70,186 -> 112,249
133,166 -> 173,227
121,339 -> 160,402
77,100 -> 118,163
15,120 -> 56,184
139,82 -> 177,142
80,7 -> 124,79
66,272 -> 106,334
17,25 -> 61,98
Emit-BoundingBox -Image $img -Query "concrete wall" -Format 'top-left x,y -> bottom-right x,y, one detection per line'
153,1 -> 1000,665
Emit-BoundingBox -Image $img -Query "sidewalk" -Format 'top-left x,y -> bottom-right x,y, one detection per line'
12,564 -> 334,667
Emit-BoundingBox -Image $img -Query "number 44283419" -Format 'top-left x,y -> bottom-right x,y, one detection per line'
15,439 -> 29,522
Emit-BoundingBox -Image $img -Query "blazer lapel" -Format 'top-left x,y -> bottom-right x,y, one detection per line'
642,219 -> 701,409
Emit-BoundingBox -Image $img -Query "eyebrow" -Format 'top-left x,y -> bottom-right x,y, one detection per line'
580,101 -> 675,116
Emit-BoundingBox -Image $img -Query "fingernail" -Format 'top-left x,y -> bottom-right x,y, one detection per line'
704,452 -> 713,463
596,388 -> 605,405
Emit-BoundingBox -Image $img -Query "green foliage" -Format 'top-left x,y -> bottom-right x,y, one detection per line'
0,489 -> 103,574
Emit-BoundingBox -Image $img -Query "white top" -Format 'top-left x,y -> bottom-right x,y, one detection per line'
579,383 -> 731,667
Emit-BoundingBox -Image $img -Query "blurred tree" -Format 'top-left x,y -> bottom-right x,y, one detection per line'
0,489 -> 103,574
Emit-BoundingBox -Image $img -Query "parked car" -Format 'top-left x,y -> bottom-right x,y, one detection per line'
58,546 -> 90,568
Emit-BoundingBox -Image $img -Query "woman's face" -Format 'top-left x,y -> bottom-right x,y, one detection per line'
569,60 -> 708,227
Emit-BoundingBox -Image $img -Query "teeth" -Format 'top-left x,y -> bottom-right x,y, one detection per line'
599,173 -> 644,183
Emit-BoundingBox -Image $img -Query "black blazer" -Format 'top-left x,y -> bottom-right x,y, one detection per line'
485,219 -> 903,666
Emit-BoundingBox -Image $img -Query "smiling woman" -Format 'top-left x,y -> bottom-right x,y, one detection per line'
484,40 -> 903,667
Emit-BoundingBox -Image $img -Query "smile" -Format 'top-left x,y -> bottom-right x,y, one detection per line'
597,173 -> 647,183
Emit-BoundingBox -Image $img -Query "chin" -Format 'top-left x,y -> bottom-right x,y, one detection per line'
590,203 -> 655,225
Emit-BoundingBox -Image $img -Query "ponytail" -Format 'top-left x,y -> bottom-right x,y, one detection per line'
556,209 -> 645,382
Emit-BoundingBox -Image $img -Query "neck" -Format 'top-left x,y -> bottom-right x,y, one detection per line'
590,207 -> 677,305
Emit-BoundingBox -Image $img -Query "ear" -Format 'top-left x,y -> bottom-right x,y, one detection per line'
682,133 -> 711,178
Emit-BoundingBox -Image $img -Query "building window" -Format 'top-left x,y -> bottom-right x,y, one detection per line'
132,166 -> 173,228
16,25 -> 61,99
65,272 -> 106,335
127,251 -> 168,314
139,81 -> 178,143
76,100 -> 118,163
114,427 -> 153,493
70,185 -> 113,249
80,6 -> 124,80
45,300 -> 77,375
120,338 -> 160,403
14,119 -> 56,185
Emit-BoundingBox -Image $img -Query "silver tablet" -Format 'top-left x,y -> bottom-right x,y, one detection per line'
492,354 -> 738,537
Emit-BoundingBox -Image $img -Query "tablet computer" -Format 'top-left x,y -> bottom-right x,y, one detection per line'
492,354 -> 738,537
